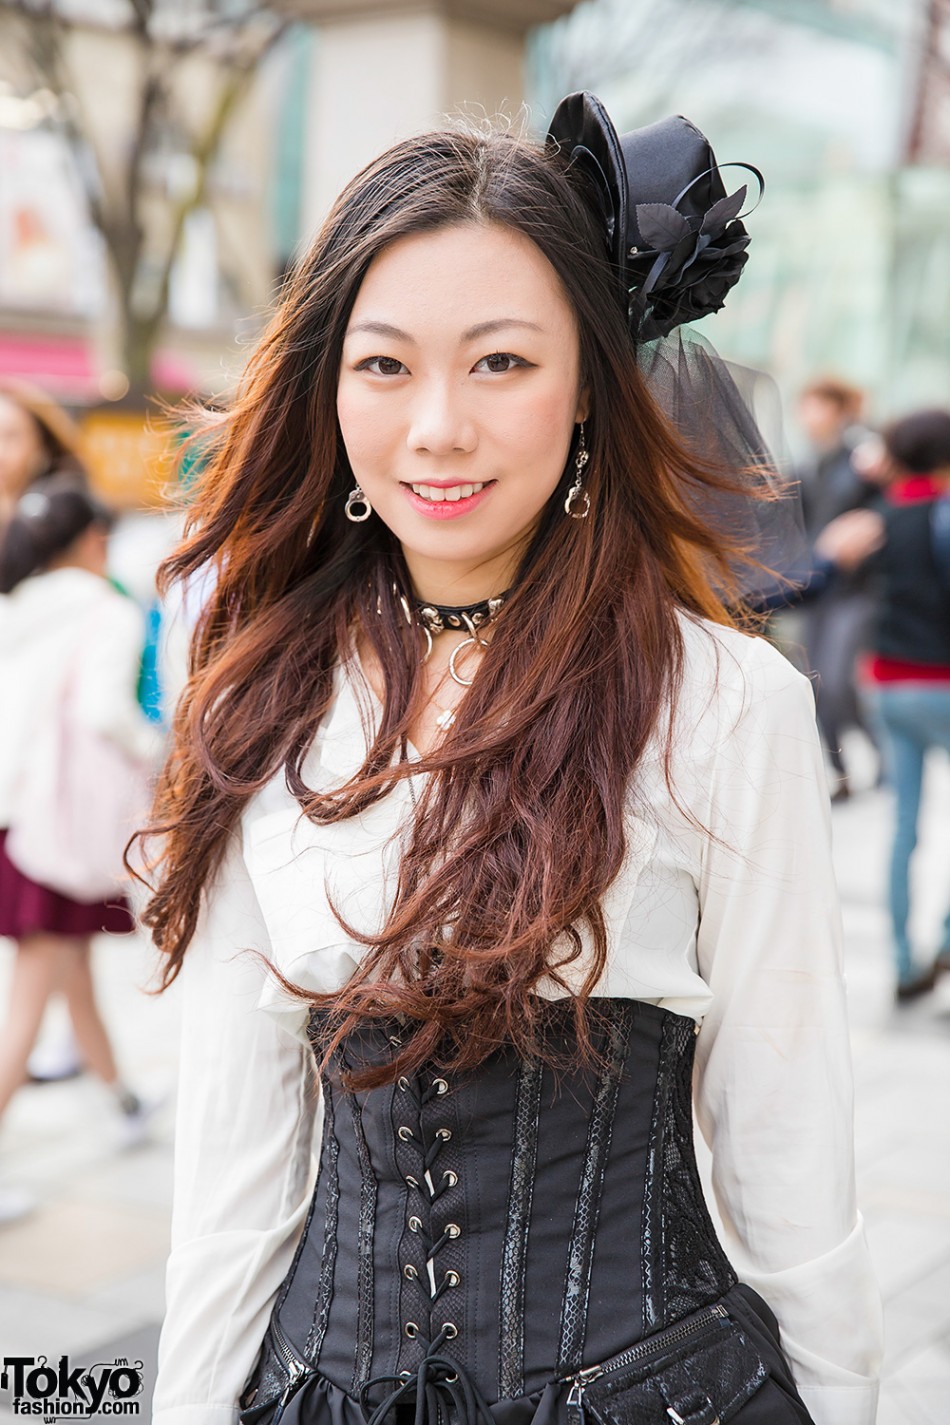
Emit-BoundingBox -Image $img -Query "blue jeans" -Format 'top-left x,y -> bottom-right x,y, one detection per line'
861,682 -> 950,982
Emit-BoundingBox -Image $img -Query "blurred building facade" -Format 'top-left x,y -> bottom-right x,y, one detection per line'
0,0 -> 944,499
530,0 -> 950,421
0,21 -> 281,406
0,1 -> 574,408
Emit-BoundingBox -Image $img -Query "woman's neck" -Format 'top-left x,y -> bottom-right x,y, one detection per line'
401,546 -> 521,607
45,552 -> 104,578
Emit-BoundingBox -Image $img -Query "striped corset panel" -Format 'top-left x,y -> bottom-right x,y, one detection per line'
271,999 -> 736,1405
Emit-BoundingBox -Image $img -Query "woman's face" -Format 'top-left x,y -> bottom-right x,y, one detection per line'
0,395 -> 47,498
337,222 -> 588,599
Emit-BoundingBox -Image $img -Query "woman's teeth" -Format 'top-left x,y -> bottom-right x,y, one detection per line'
410,482 -> 485,503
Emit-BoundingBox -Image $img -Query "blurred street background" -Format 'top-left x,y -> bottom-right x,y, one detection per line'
1,0 -> 949,1421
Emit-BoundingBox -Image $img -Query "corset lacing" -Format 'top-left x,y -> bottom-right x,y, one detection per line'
358,1324 -> 494,1425
357,1043 -> 492,1425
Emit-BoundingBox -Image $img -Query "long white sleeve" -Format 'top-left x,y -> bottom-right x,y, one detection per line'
686,633 -> 882,1425
152,833 -> 320,1425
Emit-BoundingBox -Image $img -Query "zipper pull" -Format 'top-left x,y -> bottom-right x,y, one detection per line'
566,1366 -> 602,1425
272,1360 -> 309,1425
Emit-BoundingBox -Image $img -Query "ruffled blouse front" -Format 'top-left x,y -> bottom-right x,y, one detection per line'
152,613 -> 882,1425
244,639 -> 706,1031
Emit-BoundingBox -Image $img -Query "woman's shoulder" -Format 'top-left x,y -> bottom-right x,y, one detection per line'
4,568 -> 134,620
670,609 -> 816,754
676,609 -> 809,689
0,568 -> 104,645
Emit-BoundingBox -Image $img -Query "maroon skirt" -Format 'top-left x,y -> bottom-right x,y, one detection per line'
0,828 -> 134,938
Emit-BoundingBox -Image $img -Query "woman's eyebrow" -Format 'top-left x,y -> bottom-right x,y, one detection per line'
345,318 -> 544,343
346,320 -> 414,342
462,318 -> 544,341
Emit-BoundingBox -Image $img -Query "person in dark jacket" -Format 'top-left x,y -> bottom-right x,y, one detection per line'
797,378 -> 879,798
817,408 -> 950,1000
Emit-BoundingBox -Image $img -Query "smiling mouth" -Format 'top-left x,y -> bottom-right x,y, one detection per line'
406,481 -> 492,503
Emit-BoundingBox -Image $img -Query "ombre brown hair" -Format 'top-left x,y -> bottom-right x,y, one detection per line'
141,125 -> 764,1087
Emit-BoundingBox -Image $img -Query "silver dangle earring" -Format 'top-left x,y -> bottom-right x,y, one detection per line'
345,485 -> 372,522
564,423 -> 591,519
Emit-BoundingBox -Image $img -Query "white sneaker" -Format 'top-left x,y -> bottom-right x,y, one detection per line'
0,1186 -> 36,1226
28,1030 -> 84,1082
116,1092 -> 166,1150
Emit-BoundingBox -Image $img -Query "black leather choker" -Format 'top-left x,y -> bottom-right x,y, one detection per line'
413,590 -> 509,637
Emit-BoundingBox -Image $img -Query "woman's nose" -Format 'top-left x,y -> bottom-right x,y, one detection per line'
406,381 -> 477,457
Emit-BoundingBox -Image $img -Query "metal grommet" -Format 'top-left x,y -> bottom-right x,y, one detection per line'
436,1127 -> 452,1141
405,1174 -> 420,1188
405,1321 -> 419,1339
432,1077 -> 449,1095
441,1322 -> 458,1339
442,1170 -> 458,1188
398,1125 -> 415,1141
403,1263 -> 419,1280
408,1215 -> 423,1232
398,1076 -> 410,1091
446,1223 -> 461,1238
444,1270 -> 460,1287
399,1372 -> 412,1381
446,1374 -> 459,1385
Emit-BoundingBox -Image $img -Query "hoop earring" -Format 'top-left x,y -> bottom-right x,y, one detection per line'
564,423 -> 591,520
345,485 -> 372,522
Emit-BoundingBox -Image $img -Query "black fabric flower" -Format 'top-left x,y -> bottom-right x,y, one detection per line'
546,93 -> 758,342
629,186 -> 751,340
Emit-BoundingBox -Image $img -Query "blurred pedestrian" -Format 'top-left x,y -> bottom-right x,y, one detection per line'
797,377 -> 879,798
0,384 -> 91,1081
817,408 -> 950,1000
0,478 -> 160,1224
0,385 -> 150,1085
0,379 -> 85,518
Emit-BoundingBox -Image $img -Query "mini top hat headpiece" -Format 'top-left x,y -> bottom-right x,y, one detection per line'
545,93 -> 807,606
546,92 -> 762,342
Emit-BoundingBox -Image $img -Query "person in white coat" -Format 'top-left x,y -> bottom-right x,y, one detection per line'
0,478 -> 160,1222
145,100 -> 882,1425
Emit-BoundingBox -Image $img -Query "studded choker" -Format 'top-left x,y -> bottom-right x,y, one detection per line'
413,591 -> 510,638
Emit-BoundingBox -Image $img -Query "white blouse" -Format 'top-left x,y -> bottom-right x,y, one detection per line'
152,612 -> 882,1425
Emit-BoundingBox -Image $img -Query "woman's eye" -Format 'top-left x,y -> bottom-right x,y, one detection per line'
474,352 -> 526,374
358,356 -> 408,376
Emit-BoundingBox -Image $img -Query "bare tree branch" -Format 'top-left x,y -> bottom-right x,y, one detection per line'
0,0 -> 291,393
143,18 -> 289,354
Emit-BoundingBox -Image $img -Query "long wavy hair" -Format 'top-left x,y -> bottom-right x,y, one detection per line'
141,126 -> 768,1088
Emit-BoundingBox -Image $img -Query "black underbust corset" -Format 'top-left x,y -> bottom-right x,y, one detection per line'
239,999 -> 810,1425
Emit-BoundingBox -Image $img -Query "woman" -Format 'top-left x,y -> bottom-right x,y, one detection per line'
0,479 -> 159,1222
148,97 -> 881,1425
0,387 -> 91,1089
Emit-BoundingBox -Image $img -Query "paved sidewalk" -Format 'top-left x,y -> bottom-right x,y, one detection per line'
1,745 -> 949,1424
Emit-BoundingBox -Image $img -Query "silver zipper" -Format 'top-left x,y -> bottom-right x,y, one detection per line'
564,1304 -> 728,1425
270,1318 -> 314,1424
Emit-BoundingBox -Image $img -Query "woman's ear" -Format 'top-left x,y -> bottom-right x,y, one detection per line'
575,387 -> 590,424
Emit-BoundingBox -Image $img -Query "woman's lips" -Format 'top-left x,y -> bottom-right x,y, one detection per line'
401,480 -> 496,520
